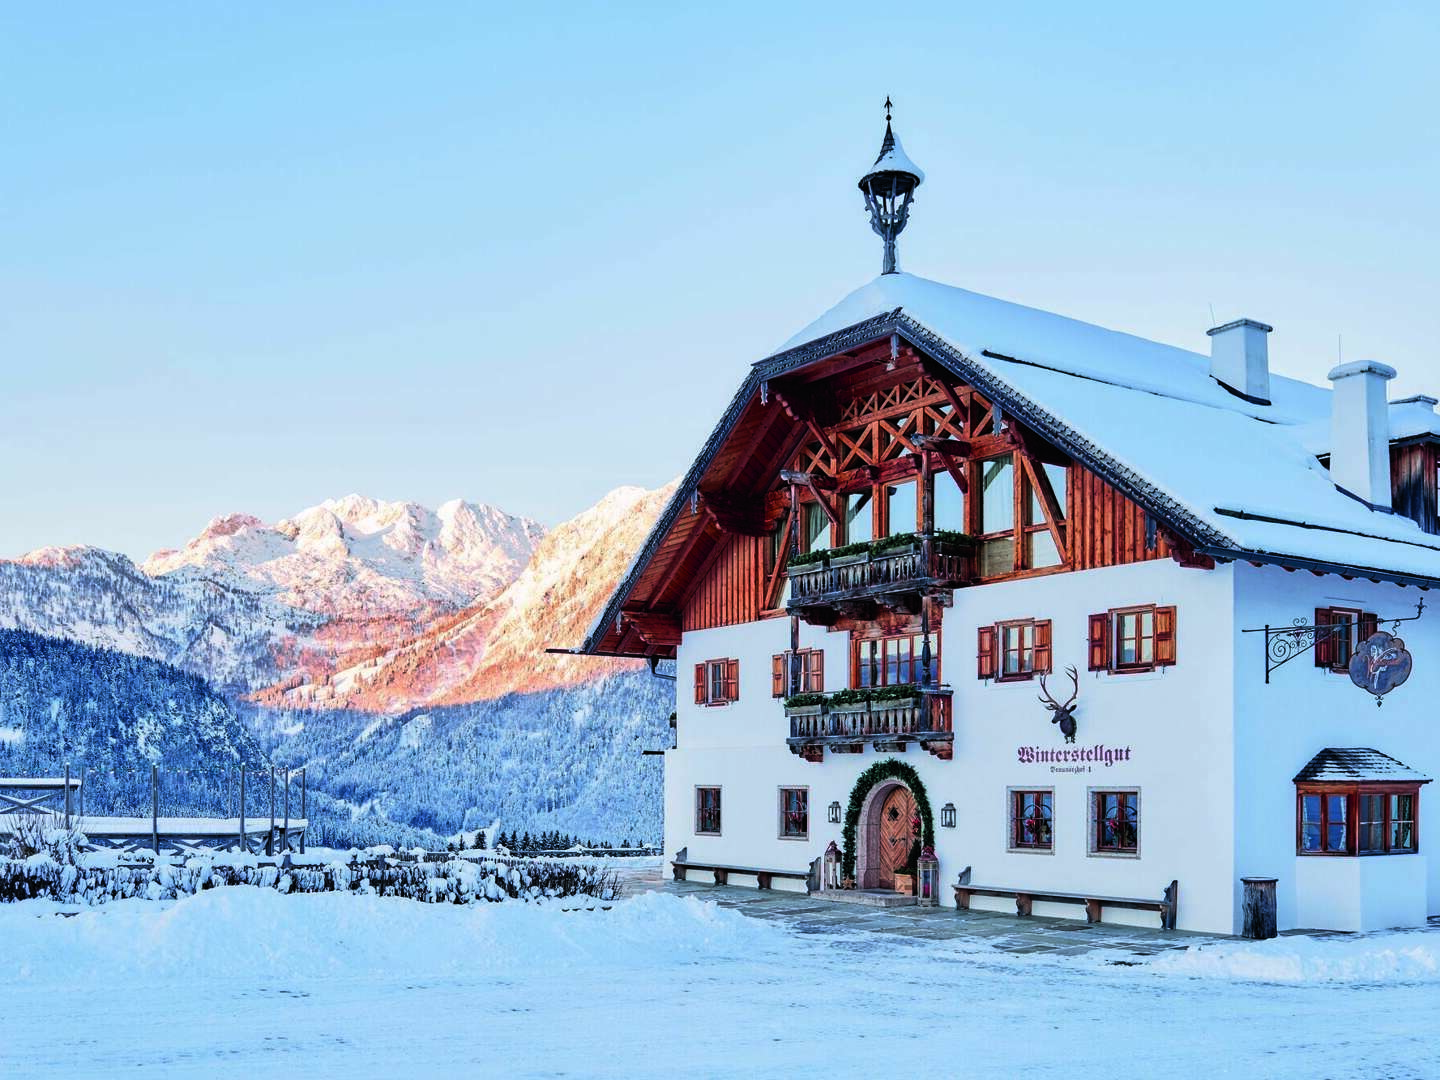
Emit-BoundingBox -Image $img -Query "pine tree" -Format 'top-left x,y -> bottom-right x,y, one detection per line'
477,830 -> 487,851
519,831 -> 532,853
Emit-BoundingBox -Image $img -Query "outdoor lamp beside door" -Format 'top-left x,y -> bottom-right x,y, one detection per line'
940,802 -> 956,828
827,800 -> 842,824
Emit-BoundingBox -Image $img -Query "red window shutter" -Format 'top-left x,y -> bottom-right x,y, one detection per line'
1034,620 -> 1053,674
1360,612 -> 1379,642
694,663 -> 707,705
976,625 -> 997,680
809,650 -> 825,693
1313,608 -> 1334,668
724,659 -> 740,701
1087,613 -> 1110,672
1155,605 -> 1177,666
772,653 -> 785,698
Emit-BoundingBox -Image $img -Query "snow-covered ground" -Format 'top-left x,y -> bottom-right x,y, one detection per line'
4,889 -> 1438,1078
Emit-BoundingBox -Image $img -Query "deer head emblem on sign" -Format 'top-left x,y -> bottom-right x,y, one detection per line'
1038,666 -> 1080,744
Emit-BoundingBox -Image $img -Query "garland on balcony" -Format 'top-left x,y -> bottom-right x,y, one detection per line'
840,758 -> 936,881
786,530 -> 976,570
782,684 -> 920,710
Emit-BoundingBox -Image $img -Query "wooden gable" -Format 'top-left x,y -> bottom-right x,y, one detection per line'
591,335 -> 1206,659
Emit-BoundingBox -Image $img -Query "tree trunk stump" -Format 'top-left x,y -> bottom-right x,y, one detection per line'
1241,877 -> 1278,940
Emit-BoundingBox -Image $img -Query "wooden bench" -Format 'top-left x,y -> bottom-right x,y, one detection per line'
671,857 -> 809,891
951,866 -> 1178,930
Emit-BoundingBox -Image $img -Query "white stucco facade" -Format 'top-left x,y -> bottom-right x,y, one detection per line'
665,558 -> 1437,935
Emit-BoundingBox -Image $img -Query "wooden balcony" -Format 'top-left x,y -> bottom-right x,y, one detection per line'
785,534 -> 974,625
785,687 -> 953,761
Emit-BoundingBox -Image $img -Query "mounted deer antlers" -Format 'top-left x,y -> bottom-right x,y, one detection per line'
1038,665 -> 1080,744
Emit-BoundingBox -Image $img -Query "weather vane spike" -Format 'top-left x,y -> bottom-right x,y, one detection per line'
884,96 -> 893,122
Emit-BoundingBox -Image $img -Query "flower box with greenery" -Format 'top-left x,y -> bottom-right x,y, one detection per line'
785,531 -> 975,571
782,684 -> 922,711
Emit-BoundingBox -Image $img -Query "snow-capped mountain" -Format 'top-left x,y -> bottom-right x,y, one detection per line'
0,495 -> 546,696
143,495 -> 546,618
251,484 -> 675,711
0,485 -> 676,843
0,544 -> 322,693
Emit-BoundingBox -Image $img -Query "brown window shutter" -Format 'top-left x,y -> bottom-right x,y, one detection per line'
772,653 -> 785,698
976,625 -> 997,680
1034,620 -> 1053,674
1313,608 -> 1334,668
1087,613 -> 1110,672
1359,612 -> 1379,642
1155,605 -> 1177,666
724,659 -> 740,701
809,650 -> 825,693
694,663 -> 707,705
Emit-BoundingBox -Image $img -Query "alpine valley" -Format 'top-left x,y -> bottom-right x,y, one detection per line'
0,486 -> 675,847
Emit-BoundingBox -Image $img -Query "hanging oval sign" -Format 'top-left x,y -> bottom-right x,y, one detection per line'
1348,631 -> 1413,703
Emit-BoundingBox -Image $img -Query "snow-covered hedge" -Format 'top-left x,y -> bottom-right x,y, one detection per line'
0,846 -> 620,907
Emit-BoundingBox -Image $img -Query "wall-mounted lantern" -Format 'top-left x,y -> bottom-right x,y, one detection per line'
940,802 -> 957,829
827,801 -> 842,825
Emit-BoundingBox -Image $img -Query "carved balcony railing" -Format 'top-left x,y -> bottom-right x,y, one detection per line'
784,687 -> 953,761
785,534 -> 974,625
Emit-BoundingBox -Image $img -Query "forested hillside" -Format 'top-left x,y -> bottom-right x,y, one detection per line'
0,629 -> 269,816
250,670 -> 671,843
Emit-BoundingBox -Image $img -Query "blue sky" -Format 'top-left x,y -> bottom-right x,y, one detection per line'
3,3 -> 1437,559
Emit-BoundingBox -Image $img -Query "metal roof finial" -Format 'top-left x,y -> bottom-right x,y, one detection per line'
858,100 -> 924,275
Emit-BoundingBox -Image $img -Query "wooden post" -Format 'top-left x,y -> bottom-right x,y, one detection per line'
268,766 -> 276,857
239,764 -> 247,854
1241,877 -> 1278,940
283,769 -> 290,854
64,763 -> 71,829
150,764 -> 159,856
788,482 -> 801,696
920,450 -> 935,688
300,767 -> 306,854
79,765 -> 85,819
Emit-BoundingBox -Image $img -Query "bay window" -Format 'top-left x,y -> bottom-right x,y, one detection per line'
1297,784 -> 1421,855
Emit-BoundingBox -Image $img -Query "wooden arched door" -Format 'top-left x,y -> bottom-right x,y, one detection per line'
878,786 -> 917,890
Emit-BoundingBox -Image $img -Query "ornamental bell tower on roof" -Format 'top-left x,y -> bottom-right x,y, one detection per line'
858,97 -> 925,275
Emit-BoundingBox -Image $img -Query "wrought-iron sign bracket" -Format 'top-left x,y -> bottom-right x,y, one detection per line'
1242,598 -> 1425,684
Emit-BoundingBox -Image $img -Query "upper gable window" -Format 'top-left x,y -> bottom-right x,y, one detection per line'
934,470 -> 966,532
803,502 -> 830,554
978,454 -> 1016,577
843,490 -> 873,544
886,480 -> 916,537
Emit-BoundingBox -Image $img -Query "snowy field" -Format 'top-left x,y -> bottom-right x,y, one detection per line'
4,889 -> 1440,1079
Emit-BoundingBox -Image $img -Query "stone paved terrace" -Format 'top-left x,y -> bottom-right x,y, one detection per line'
614,861 -> 1385,957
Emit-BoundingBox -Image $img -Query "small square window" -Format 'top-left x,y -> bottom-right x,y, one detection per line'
1010,789 -> 1053,851
779,787 -> 809,840
1091,790 -> 1139,855
695,787 -> 721,836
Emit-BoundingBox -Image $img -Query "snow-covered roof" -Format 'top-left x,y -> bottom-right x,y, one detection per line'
1293,748 -> 1431,784
860,123 -> 924,186
766,273 -> 1440,582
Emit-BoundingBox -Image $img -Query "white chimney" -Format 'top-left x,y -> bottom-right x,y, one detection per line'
1327,359 -> 1397,509
1206,318 -> 1273,404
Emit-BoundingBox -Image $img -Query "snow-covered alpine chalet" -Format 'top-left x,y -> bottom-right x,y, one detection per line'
574,111 -> 1440,935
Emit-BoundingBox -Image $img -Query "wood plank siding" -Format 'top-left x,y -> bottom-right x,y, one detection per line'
1067,467 -> 1170,571
1392,441 -> 1439,535
682,534 -> 771,631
